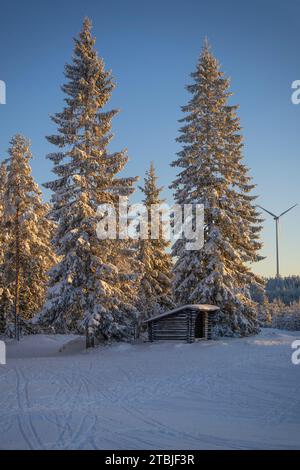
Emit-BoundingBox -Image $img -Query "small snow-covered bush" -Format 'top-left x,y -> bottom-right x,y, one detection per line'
259,300 -> 300,331
271,302 -> 300,331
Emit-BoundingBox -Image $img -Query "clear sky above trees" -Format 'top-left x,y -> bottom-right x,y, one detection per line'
0,0 -> 299,276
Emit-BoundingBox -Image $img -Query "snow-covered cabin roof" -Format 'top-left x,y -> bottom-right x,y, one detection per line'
144,304 -> 220,323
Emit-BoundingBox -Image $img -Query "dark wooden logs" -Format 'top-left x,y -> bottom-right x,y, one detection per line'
145,305 -> 219,343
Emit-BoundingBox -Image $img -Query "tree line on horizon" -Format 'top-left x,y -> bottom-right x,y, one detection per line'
251,275 -> 300,305
0,18 -> 264,343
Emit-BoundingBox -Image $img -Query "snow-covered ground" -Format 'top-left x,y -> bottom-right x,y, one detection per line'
0,329 -> 299,450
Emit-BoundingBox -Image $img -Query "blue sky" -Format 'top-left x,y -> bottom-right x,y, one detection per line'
0,0 -> 299,277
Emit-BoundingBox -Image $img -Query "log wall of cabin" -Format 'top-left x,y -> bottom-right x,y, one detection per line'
147,308 -> 215,342
150,311 -> 188,341
207,312 -> 213,340
148,310 -> 212,343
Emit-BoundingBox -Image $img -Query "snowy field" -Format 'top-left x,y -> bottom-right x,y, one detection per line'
0,329 -> 299,450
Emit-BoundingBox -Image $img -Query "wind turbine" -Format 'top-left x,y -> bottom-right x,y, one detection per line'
257,204 -> 298,278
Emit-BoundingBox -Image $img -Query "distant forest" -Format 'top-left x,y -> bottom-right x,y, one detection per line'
251,276 -> 300,305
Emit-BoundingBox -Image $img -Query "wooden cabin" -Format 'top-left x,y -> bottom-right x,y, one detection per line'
144,304 -> 220,343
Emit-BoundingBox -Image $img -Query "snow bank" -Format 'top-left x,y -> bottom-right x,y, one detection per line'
3,334 -> 83,358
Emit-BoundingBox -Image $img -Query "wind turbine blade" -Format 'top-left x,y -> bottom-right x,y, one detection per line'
256,205 -> 278,218
279,204 -> 298,218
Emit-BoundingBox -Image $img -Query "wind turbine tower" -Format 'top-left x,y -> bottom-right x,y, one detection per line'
257,204 -> 298,278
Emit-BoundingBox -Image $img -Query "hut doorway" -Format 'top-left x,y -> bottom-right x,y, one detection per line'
195,313 -> 205,339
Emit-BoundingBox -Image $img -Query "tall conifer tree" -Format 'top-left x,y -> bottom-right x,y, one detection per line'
138,162 -> 173,320
171,42 -> 263,336
0,161 -> 8,333
38,18 -> 139,342
0,135 -> 55,336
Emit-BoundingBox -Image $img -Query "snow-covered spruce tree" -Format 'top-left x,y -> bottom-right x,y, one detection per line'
257,296 -> 272,327
0,161 -> 7,221
0,135 -> 56,336
170,41 -> 263,337
37,18 -> 138,342
137,162 -> 174,321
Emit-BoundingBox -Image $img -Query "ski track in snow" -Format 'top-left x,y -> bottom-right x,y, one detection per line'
0,329 -> 299,449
